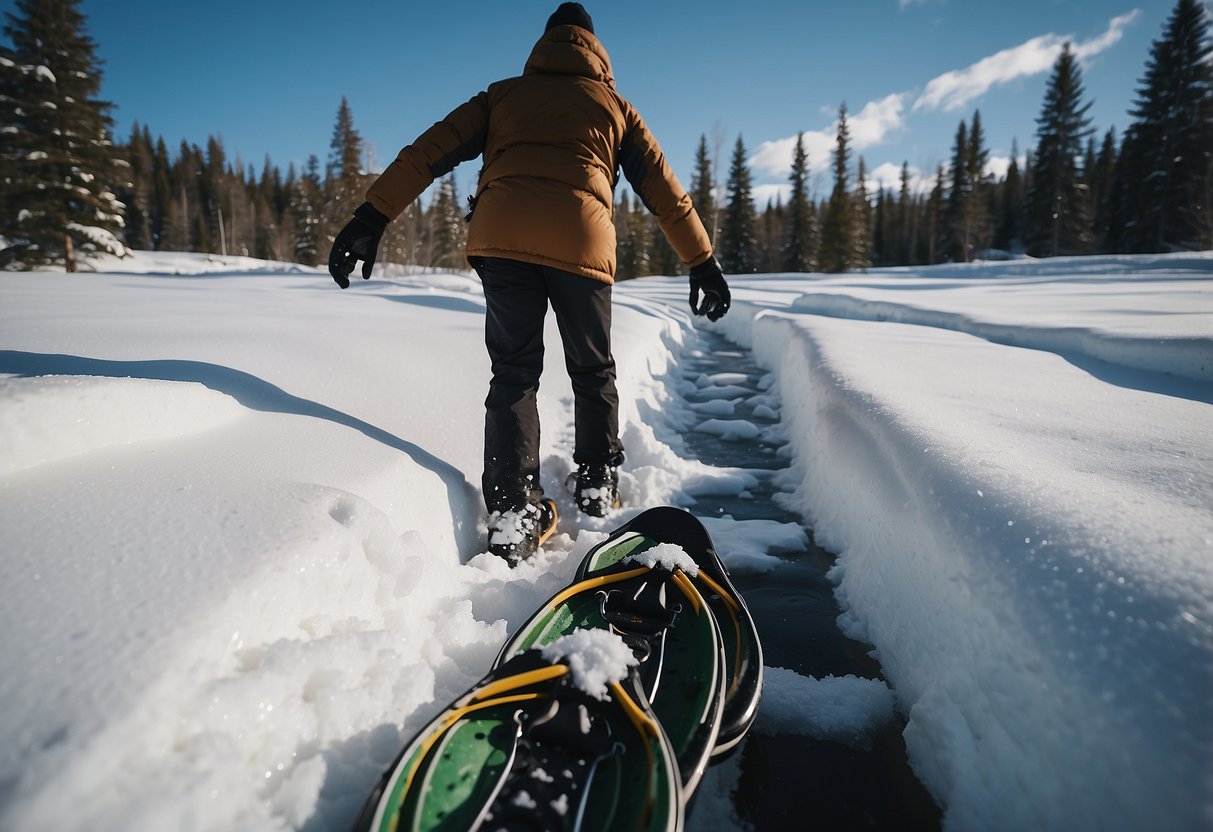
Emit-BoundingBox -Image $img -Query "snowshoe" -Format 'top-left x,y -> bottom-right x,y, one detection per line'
496,508 -> 738,797
576,508 -> 764,759
488,498 -> 559,565
351,641 -> 683,832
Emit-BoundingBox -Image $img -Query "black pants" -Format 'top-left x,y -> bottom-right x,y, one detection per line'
474,256 -> 624,514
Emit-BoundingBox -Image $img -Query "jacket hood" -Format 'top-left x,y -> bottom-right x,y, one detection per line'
524,25 -> 614,87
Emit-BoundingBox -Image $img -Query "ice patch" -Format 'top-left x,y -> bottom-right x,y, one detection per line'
755,666 -> 895,750
690,398 -> 738,417
693,419 -> 761,441
539,630 -> 639,700
691,385 -> 752,400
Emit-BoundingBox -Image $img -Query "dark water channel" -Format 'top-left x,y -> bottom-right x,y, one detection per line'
680,331 -> 941,831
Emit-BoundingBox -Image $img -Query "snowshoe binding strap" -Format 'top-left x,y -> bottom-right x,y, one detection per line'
600,576 -> 679,639
471,698 -> 620,832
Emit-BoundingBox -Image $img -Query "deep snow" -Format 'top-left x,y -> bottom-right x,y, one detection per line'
0,250 -> 1210,831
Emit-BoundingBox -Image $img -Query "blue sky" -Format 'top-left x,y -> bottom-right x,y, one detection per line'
5,0 -> 1187,205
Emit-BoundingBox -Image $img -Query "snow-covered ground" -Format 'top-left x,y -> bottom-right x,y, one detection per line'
1,250 -> 1210,831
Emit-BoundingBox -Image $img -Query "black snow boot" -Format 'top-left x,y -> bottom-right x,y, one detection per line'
572,463 -> 621,517
488,498 -> 559,565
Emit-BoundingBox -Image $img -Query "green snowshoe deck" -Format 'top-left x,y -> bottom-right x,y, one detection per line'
354,650 -> 681,832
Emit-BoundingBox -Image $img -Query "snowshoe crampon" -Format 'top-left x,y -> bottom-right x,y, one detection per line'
352,647 -> 682,832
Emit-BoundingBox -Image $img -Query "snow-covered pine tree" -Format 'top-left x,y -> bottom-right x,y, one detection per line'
717,135 -> 758,274
1119,0 -> 1213,251
819,104 -> 856,273
688,134 -> 716,245
0,0 -> 128,270
1025,43 -> 1094,257
781,132 -> 816,272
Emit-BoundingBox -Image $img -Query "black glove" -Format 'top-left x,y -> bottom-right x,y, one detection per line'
328,202 -> 389,288
689,256 -> 731,321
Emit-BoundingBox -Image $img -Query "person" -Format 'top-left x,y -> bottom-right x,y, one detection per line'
328,3 -> 731,565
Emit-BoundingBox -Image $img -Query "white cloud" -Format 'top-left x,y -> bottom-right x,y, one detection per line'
851,94 -> 909,149
752,183 -> 793,207
749,93 -> 907,179
867,162 -> 934,196
1073,10 -> 1142,62
913,10 -> 1142,113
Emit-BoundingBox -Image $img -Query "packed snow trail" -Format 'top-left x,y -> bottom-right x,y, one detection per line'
676,331 -> 940,831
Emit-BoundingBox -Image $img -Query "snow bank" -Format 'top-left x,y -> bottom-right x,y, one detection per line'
717,258 -> 1213,831
0,375 -> 245,475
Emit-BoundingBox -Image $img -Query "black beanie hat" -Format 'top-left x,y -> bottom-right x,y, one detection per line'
546,3 -> 594,34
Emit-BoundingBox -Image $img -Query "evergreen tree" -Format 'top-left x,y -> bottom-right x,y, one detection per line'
943,119 -> 970,261
1025,43 -> 1094,257
649,214 -> 681,276
819,104 -> 856,273
758,196 -> 784,272
325,96 -> 364,236
150,135 -> 172,249
1091,128 -> 1119,252
995,138 -> 1026,253
922,164 -> 946,265
628,193 -> 654,276
0,0 -> 128,270
614,190 -> 638,279
872,189 -> 889,266
965,110 -> 992,258
897,162 -> 915,264
1122,0 -> 1213,251
781,132 -> 816,271
121,122 -> 153,251
291,154 -> 324,265
428,174 -> 466,270
717,135 -> 759,273
852,156 -> 872,269
688,134 -> 717,244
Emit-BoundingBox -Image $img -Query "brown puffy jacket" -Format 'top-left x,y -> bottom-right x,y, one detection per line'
365,25 -> 712,284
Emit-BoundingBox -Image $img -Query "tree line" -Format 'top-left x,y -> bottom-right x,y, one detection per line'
113,97 -> 469,272
1,0 -> 1210,275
